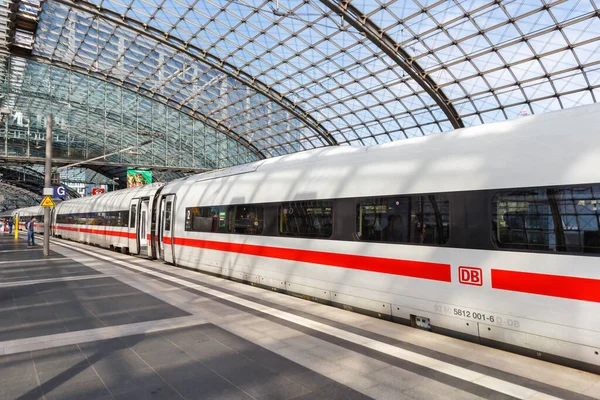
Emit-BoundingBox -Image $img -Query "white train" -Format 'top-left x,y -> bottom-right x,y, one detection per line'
13,103 -> 600,372
12,206 -> 46,234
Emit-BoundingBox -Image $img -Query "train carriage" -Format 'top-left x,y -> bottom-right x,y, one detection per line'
155,102 -> 600,371
12,206 -> 46,234
53,183 -> 164,256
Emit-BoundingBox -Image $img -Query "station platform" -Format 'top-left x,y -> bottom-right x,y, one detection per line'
0,232 -> 599,400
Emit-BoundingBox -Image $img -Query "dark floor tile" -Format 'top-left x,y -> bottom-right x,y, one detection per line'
18,307 -> 60,321
177,339 -> 235,362
219,335 -> 262,353
243,375 -> 309,400
81,300 -> 118,315
0,380 -> 43,400
169,376 -> 236,400
62,318 -> 106,332
0,351 -> 32,366
78,337 -> 131,357
21,324 -> 69,338
202,352 -> 254,376
97,313 -> 139,326
133,311 -> 187,322
293,383 -> 372,400
31,344 -> 83,361
53,306 -> 97,320
206,387 -> 254,400
37,366 -> 99,386
121,334 -> 179,355
113,385 -> 183,400
91,353 -> 151,378
284,370 -> 337,391
137,347 -> 190,368
159,328 -> 212,346
0,372 -> 39,388
34,354 -> 90,374
0,359 -> 36,382
195,325 -> 240,341
41,375 -> 111,400
0,318 -> 22,332
0,330 -> 25,341
242,347 -> 306,376
153,360 -> 213,384
102,369 -> 164,395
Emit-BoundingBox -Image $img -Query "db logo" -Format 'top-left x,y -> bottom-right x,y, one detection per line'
458,266 -> 483,286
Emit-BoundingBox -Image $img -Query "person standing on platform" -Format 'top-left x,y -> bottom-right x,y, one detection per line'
26,217 -> 35,247
8,218 -> 13,235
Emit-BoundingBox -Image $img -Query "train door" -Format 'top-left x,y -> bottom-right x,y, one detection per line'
160,194 -> 176,264
139,199 -> 150,256
158,197 -> 165,260
128,199 -> 140,255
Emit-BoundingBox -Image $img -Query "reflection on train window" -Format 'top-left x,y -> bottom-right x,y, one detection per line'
165,202 -> 172,231
279,201 -> 333,238
357,195 -> 450,245
493,185 -> 600,253
55,211 -> 129,227
185,206 -> 231,233
232,206 -> 263,235
130,204 -> 137,228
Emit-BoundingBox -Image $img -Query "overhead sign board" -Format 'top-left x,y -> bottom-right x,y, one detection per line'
92,188 -> 105,195
127,169 -> 152,188
40,196 -> 56,207
54,186 -> 67,199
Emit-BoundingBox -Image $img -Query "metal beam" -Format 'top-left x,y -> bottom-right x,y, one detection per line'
52,0 -> 337,147
0,155 -> 208,174
319,0 -> 464,130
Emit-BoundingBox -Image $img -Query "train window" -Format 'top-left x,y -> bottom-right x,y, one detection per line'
165,202 -> 172,231
232,205 -> 264,235
55,211 -> 129,227
279,201 -> 333,238
493,185 -> 600,253
130,205 -> 137,228
185,206 -> 231,233
357,195 -> 450,245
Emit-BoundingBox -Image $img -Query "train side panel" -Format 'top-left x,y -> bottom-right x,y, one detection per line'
53,183 -> 163,254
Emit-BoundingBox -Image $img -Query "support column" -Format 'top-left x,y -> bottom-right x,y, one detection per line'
44,114 -> 53,257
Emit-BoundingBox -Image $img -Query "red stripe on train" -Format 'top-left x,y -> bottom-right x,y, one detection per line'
166,237 -> 451,282
492,270 -> 600,303
53,225 -> 136,239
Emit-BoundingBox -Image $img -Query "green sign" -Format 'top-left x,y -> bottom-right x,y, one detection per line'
127,169 -> 152,188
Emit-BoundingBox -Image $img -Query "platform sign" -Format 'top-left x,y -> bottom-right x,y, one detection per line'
92,187 -> 105,195
54,186 -> 67,199
40,196 -> 56,208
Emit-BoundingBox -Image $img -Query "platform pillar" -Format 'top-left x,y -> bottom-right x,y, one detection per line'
44,114 -> 52,257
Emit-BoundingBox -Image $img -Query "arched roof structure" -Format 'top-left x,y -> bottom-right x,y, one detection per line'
0,0 -> 598,205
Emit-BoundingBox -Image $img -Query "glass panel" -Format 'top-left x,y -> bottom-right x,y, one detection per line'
357,195 -> 450,245
129,204 -> 137,228
232,205 -> 264,235
185,206 -> 229,233
165,201 -> 172,231
492,185 -> 600,253
279,201 -> 333,238
56,211 -> 129,227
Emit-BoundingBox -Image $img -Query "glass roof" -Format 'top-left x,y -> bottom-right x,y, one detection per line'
2,0 -> 600,160
0,58 -> 260,169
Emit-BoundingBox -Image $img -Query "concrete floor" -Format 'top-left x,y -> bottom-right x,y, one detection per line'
1,232 -> 599,400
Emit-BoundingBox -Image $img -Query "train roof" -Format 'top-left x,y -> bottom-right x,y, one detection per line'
164,102 -> 600,204
54,182 -> 164,212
